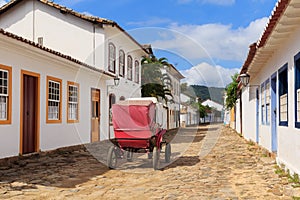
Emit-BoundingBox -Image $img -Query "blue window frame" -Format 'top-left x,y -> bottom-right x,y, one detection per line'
261,82 -> 265,125
265,79 -> 270,125
294,52 -> 300,128
261,79 -> 270,125
278,64 -> 288,126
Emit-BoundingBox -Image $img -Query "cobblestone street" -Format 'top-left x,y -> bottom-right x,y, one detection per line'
0,124 -> 299,199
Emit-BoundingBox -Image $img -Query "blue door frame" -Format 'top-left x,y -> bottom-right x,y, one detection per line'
256,88 -> 259,143
271,73 -> 277,152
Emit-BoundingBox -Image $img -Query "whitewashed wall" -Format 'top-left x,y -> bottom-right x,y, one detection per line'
241,25 -> 300,175
0,35 -> 111,158
0,0 -> 34,41
235,99 -> 241,133
241,87 -> 257,142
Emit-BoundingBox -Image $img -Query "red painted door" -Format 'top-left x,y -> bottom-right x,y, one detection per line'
22,74 -> 37,154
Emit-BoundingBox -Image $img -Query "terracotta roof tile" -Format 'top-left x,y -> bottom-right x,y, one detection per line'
239,0 -> 291,78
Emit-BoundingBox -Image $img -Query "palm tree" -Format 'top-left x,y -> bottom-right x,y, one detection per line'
141,55 -> 173,103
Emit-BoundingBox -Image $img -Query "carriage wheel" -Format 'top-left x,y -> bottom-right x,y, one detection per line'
165,143 -> 171,163
107,146 -> 117,169
153,146 -> 160,170
127,150 -> 133,162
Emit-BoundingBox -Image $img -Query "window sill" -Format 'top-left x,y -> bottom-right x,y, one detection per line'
279,121 -> 288,127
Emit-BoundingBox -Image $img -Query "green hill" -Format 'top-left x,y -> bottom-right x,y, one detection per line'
182,85 -> 225,105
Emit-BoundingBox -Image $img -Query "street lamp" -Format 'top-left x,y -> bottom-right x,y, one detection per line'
113,75 -> 120,87
239,73 -> 250,87
107,75 -> 120,95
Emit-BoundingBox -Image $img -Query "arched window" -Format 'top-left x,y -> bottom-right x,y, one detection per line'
108,43 -> 116,73
109,93 -> 116,124
134,60 -> 139,83
119,50 -> 125,77
127,55 -> 133,80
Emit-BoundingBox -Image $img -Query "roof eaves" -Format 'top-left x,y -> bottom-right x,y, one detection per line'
239,0 -> 291,76
0,0 -> 116,25
257,0 -> 291,48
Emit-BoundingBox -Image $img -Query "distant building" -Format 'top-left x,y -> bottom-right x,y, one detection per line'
180,93 -> 199,127
201,99 -> 224,123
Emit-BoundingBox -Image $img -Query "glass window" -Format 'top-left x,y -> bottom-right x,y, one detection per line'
67,82 -> 79,123
261,83 -> 265,124
265,81 -> 270,124
109,93 -> 116,124
135,60 -> 139,83
119,50 -> 125,77
295,52 -> 300,128
109,43 -> 116,73
47,76 -> 62,123
0,66 -> 11,124
278,64 -> 288,126
127,55 -> 133,80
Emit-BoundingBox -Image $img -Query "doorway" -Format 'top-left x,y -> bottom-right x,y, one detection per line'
256,88 -> 259,143
91,89 -> 100,142
271,74 -> 277,152
20,70 -> 40,155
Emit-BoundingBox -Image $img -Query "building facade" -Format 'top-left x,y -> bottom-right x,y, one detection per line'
237,0 -> 300,175
0,0 -> 148,158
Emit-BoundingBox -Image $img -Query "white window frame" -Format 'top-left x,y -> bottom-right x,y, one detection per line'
67,82 -> 79,123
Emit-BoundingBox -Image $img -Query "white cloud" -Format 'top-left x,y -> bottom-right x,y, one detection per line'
151,17 -> 268,62
0,0 -> 8,7
180,62 -> 240,87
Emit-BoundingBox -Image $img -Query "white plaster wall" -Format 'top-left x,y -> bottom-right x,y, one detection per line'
34,1 -> 95,67
0,0 -> 34,40
0,0 -> 107,70
243,25 -> 300,174
0,35 -> 110,158
235,99 -> 241,133
241,87 -> 257,142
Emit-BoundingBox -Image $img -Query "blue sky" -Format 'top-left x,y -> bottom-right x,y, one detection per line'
1,0 -> 278,87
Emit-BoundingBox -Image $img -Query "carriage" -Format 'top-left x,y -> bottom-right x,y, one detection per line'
107,97 -> 171,170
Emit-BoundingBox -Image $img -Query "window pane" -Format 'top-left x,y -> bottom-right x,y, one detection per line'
280,94 -> 288,122
297,89 -> 300,122
68,84 -> 78,121
0,96 -> 7,120
127,56 -> 132,80
109,43 -> 116,72
48,80 -> 60,120
0,70 -> 8,95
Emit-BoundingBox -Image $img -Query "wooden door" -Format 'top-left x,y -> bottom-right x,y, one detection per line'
22,73 -> 39,154
91,89 -> 100,142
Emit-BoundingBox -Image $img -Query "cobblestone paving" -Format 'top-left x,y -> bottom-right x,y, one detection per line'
0,124 -> 300,199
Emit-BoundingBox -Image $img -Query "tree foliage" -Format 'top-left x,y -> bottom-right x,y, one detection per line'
225,73 -> 239,110
141,55 -> 173,103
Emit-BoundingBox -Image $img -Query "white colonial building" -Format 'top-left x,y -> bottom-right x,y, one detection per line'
0,0 -> 149,158
180,93 -> 199,127
162,64 -> 185,129
236,0 -> 300,175
201,99 -> 223,123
